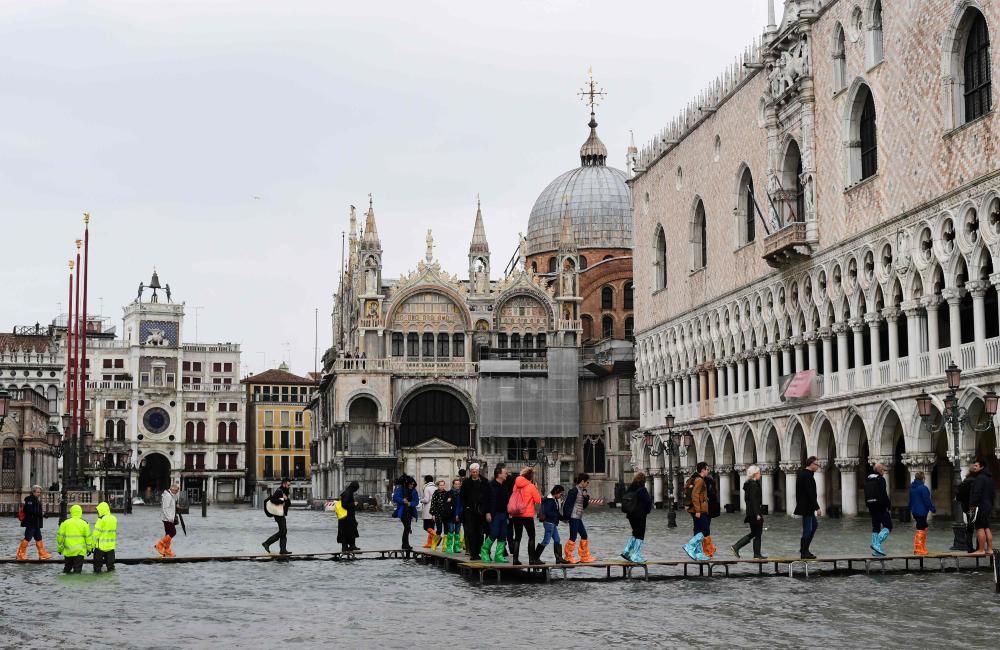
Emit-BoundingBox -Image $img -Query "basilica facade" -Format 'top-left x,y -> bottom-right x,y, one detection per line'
309,111 -> 638,502
631,0 -> 1000,515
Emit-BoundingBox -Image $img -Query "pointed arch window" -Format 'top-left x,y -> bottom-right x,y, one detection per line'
868,0 -> 884,66
547,257 -> 557,273
833,23 -> 847,92
847,85 -> 878,183
229,421 -> 238,443
116,420 -> 126,441
965,11 -> 992,122
860,92 -> 878,179
579,255 -> 588,270
601,286 -> 614,310
691,200 -> 707,269
602,315 -> 614,339
737,167 -> 756,245
655,226 -> 667,290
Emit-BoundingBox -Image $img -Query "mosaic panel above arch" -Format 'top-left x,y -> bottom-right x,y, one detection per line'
497,294 -> 550,332
389,291 -> 466,332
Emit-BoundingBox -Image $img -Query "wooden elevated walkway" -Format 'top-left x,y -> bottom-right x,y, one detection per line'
413,548 -> 999,584
0,548 -> 414,565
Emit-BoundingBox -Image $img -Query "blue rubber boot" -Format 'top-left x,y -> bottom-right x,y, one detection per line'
875,529 -> 890,556
630,539 -> 647,564
683,532 -> 704,561
694,536 -> 710,562
621,536 -> 636,561
870,532 -> 879,556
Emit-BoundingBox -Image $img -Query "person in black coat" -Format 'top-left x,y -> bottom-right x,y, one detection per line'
731,467 -> 765,559
17,485 -> 52,561
459,463 -> 490,559
969,459 -> 996,556
794,456 -> 821,559
621,472 -> 653,564
262,479 -> 292,555
864,463 -> 893,556
337,481 -> 361,553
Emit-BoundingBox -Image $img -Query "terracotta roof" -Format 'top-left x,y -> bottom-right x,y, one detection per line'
0,333 -> 50,354
243,368 -> 317,386
307,372 -> 322,381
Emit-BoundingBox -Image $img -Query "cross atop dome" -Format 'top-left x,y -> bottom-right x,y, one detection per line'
577,68 -> 608,167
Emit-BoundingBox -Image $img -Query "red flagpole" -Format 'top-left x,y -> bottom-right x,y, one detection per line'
81,215 -> 90,440
65,260 -> 75,429
73,240 -> 82,438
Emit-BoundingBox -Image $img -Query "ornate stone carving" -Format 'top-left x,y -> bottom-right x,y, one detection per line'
834,457 -> 860,471
900,452 -> 937,469
779,461 -> 800,473
758,463 -> 777,474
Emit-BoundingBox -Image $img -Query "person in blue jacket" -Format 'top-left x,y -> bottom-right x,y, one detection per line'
392,476 -> 420,550
534,485 -> 567,564
909,470 -> 935,556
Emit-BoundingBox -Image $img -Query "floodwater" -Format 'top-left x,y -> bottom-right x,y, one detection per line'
1,506 -> 997,649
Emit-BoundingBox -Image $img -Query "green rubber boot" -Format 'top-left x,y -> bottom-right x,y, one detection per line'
480,536 -> 494,563
446,533 -> 456,553
493,540 -> 509,563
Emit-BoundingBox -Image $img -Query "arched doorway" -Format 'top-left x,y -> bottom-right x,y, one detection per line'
344,396 -> 390,499
139,452 -> 171,502
399,388 -> 473,481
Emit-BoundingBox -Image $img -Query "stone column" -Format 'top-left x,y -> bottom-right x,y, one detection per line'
759,463 -> 776,513
726,362 -> 736,396
806,332 -> 818,371
866,313 -> 882,375
683,374 -> 691,406
639,390 -> 646,424
850,319 -> 865,369
883,306 -> 900,381
901,452 -> 937,484
21,448 -> 32,492
771,346 -> 782,387
690,372 -> 699,404
814,463 -> 827,515
943,287 -> 964,363
819,327 -> 833,378
793,337 -> 805,373
652,382 -> 660,412
747,355 -> 758,392
653,473 -> 664,506
901,300 -> 922,379
781,461 -> 799,515
923,296 -> 942,373
836,457 -> 860,516
757,349 -> 767,390
834,322 -> 849,379
675,377 -> 684,407
659,382 -> 668,415
716,365 -> 726,399
737,358 -> 746,394
992,272 -> 1000,334
717,465 -> 733,511
967,280 -> 988,367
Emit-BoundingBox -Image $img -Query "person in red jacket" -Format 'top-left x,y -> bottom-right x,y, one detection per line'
509,467 -> 542,565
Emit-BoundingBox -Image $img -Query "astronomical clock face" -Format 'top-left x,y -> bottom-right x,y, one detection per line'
143,407 -> 171,434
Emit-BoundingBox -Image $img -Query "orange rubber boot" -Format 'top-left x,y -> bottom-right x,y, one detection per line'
16,539 -> 30,561
563,539 -> 579,564
703,536 -> 717,558
915,530 -> 928,556
578,539 -> 596,563
35,540 -> 52,560
422,530 -> 435,549
162,536 -> 176,558
154,536 -> 166,556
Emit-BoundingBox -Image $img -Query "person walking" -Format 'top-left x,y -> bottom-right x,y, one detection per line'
682,462 -> 711,561
420,475 -> 438,549
337,481 -> 361,553
794,457 -> 821,559
969,458 -> 995,556
509,467 -> 542,565
92,501 -> 118,573
535,485 -> 566,564
392,476 -> 420,550
909,470 -> 935,556
263,478 -> 292,555
446,478 -> 463,553
155,484 -> 181,558
16,485 -> 51,561
562,473 -> 596,563
621,472 -> 653,564
460,463 -> 489,560
480,465 -> 512,563
56,504 -> 93,574
864,462 -> 892,557
429,479 -> 450,551
731,465 -> 766,559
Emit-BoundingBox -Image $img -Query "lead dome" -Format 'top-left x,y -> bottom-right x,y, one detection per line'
525,113 -> 632,257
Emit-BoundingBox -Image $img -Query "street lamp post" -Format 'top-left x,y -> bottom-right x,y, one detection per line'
645,413 -> 692,529
916,363 -> 999,551
523,440 -> 558,495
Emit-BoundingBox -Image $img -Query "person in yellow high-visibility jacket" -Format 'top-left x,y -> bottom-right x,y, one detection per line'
56,504 -> 94,574
92,501 -> 117,573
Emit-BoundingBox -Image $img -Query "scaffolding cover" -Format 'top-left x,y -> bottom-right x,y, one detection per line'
477,348 -> 579,438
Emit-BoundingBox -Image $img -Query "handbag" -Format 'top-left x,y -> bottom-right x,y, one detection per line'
334,500 -> 348,520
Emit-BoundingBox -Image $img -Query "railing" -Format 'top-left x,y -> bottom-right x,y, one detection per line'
184,384 -> 241,393
183,343 -> 240,353
896,357 -> 909,381
877,360 -> 891,386
917,352 -> 931,377
335,358 -> 391,372
960,341 -> 976,369
335,444 -> 395,457
86,381 -> 133,391
392,360 -> 477,376
843,368 -> 856,392
762,222 -> 809,266
558,319 -> 582,331
359,317 -> 382,329
988,338 -> 1000,366
937,349 -> 953,371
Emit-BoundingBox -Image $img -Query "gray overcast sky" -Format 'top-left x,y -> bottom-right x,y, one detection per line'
0,0 -> 780,377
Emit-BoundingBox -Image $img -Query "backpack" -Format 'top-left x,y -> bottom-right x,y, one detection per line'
507,485 -> 529,516
863,475 -> 882,506
621,490 -> 639,515
682,475 -> 698,509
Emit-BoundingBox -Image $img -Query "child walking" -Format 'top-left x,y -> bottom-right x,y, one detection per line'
535,485 -> 567,564
447,478 -> 464,553
562,473 -> 596,563
429,480 -> 450,551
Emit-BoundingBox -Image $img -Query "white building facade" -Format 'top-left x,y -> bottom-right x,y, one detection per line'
631,0 -> 1000,516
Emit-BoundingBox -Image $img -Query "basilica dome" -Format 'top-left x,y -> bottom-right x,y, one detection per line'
525,113 -> 633,257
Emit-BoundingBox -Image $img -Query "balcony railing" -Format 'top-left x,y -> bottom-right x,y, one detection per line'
762,222 -> 810,268
332,358 -> 477,376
